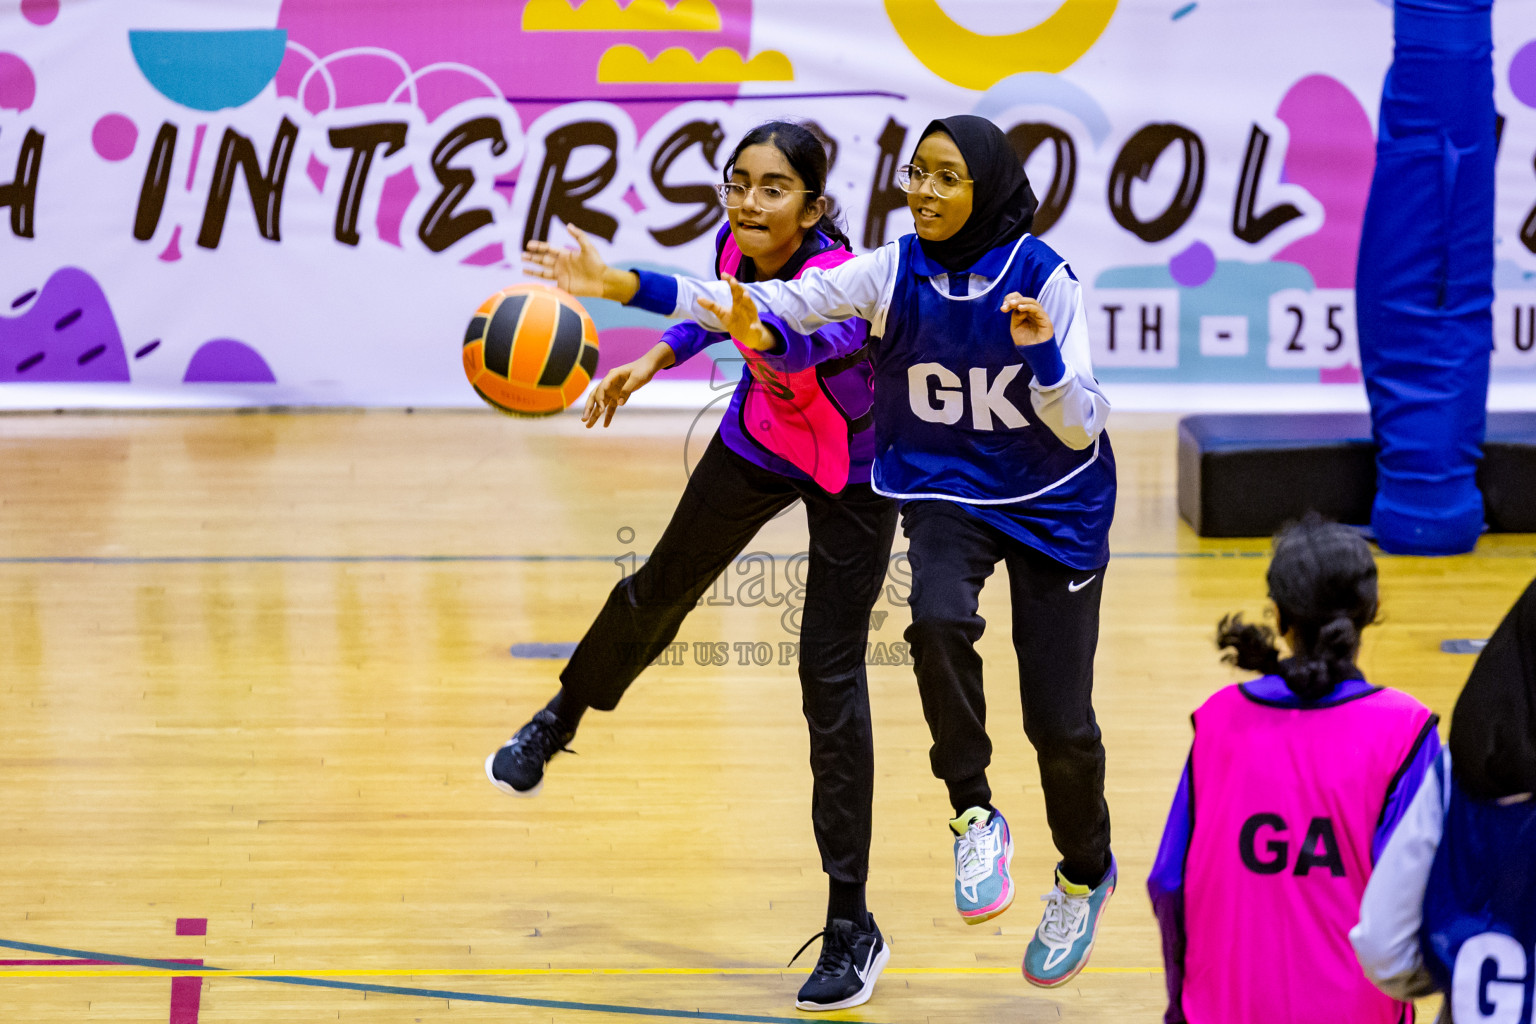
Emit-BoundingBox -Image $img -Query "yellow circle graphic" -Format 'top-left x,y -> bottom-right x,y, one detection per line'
885,0 -> 1118,90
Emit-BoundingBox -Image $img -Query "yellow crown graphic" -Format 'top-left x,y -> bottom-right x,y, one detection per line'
597,45 -> 794,83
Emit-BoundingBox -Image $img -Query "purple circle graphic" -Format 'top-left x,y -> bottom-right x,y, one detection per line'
92,114 -> 138,161
1510,41 -> 1536,109
0,53 -> 37,112
1169,240 -> 1217,288
21,0 -> 59,26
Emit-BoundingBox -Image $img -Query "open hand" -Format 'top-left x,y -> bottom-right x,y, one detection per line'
698,276 -> 776,352
582,358 -> 658,428
1001,292 -> 1053,347
522,223 -> 608,298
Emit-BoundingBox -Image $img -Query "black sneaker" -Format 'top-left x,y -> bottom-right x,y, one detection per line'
484,710 -> 575,797
789,915 -> 890,1011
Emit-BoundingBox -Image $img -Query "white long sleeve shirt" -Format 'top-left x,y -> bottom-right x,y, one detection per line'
658,239 -> 1111,451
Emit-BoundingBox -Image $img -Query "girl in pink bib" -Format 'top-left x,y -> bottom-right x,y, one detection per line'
1148,516 -> 1439,1023
489,122 -> 895,1013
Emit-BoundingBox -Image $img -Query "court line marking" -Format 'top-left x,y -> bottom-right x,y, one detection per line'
0,938 -> 882,1024
6,550 -> 1531,566
1,966 -> 1162,978
0,555 -> 624,564
0,938 -> 1157,1023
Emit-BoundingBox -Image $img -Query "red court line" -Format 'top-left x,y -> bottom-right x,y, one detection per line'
5,955 -> 206,1024
170,976 -> 201,1024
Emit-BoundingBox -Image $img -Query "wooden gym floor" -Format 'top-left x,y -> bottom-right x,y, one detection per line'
1,408 -> 1531,1023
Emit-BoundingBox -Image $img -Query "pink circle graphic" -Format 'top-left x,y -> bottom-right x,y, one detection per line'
0,53 -> 37,112
21,0 -> 59,26
92,114 -> 139,161
1509,40 -> 1536,109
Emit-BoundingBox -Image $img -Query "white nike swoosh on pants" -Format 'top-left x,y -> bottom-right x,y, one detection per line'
1067,575 -> 1097,593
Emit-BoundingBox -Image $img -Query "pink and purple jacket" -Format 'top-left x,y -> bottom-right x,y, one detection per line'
633,226 -> 875,494
1147,676 -> 1440,1024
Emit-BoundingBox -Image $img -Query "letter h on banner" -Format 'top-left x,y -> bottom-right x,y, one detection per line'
1086,288 -> 1180,368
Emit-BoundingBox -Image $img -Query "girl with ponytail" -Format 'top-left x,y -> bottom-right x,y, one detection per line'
1148,515 -> 1441,1023
1215,512 -> 1377,703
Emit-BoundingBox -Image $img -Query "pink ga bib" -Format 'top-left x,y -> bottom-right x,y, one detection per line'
1182,683 -> 1431,1024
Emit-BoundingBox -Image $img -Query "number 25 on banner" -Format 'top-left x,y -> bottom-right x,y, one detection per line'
1266,290 -> 1358,369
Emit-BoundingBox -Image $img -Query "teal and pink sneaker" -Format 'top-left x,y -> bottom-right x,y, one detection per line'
1022,857 -> 1117,988
950,807 -> 1014,924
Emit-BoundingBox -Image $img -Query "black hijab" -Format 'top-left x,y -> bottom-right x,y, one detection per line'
1451,576 -> 1536,800
912,115 -> 1038,273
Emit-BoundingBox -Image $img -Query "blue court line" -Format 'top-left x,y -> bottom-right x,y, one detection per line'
0,938 -> 887,1024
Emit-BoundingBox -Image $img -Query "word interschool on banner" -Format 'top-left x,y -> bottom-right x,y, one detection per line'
6,104 -> 1320,260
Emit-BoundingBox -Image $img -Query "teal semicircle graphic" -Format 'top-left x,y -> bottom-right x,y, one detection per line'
129,29 -> 288,111
972,72 -> 1112,148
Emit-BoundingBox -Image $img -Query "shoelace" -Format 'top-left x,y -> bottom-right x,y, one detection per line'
1036,886 -> 1089,949
788,925 -> 854,978
955,822 -> 997,888
511,719 -> 575,765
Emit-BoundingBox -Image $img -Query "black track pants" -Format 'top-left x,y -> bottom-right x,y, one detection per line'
561,433 -> 897,884
902,499 -> 1112,885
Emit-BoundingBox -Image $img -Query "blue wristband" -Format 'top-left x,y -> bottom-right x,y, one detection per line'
1019,337 -> 1066,387
627,269 -> 679,315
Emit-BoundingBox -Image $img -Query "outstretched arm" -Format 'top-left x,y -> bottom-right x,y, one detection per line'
675,245 -> 898,338
524,228 -> 900,340
758,312 -> 869,374
696,276 -> 778,352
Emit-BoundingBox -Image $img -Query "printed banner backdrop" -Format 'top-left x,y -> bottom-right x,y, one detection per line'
1,0 -> 1535,410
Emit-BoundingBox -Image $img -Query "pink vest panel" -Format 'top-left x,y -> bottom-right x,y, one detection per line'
1182,683 -> 1431,1024
719,235 -> 861,493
